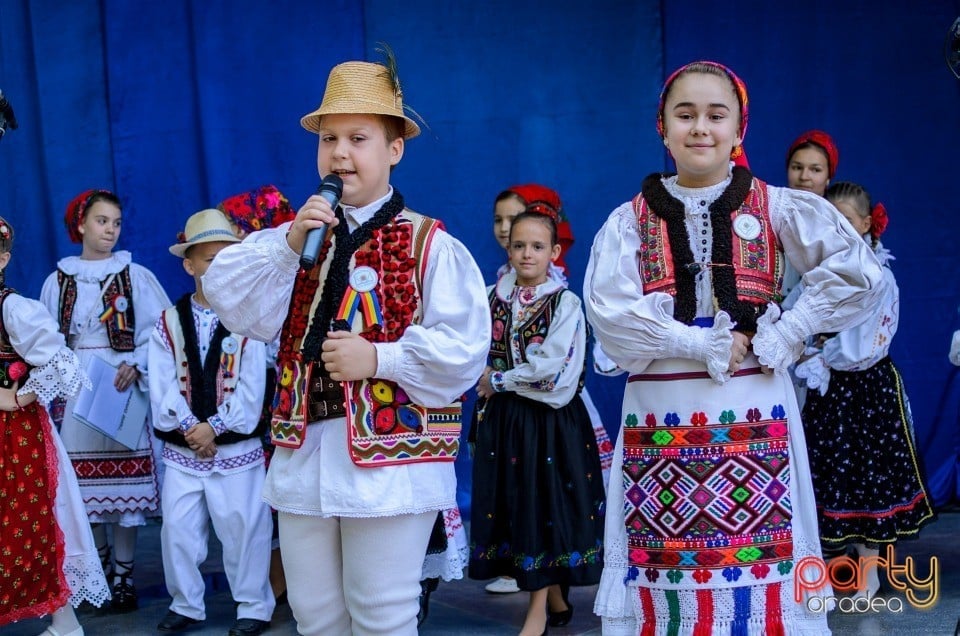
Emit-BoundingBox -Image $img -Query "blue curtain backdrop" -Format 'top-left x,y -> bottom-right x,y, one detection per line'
1,0 -> 958,513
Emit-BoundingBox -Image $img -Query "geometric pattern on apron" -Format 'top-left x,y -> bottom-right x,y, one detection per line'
623,370 -> 795,589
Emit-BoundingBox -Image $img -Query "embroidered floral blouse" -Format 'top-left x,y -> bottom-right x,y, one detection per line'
490,272 -> 586,409
584,170 -> 885,382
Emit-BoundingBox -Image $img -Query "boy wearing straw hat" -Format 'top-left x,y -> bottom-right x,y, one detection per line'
149,209 -> 274,635
202,51 -> 490,635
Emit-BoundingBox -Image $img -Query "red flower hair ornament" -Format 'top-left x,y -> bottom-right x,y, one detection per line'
870,202 -> 889,239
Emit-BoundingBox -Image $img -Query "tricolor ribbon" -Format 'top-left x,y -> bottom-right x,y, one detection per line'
336,288 -> 383,328
220,352 -> 236,379
99,295 -> 127,329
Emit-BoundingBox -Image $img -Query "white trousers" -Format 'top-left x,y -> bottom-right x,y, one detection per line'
160,466 -> 275,621
279,510 -> 435,636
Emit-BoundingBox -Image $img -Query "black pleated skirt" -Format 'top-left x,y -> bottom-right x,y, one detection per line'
468,392 -> 605,590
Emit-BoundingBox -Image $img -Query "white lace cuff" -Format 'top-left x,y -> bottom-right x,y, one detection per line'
665,312 -> 735,384
752,304 -> 811,373
794,353 -> 831,396
19,348 -> 92,403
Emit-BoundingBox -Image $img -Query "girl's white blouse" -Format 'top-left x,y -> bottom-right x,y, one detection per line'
583,173 -> 885,379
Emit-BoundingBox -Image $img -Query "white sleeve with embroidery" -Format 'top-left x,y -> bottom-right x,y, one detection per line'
129,263 -> 172,378
6,294 -> 90,403
214,338 -> 266,434
148,317 -> 196,432
583,202 -> 733,382
202,225 -> 299,343
753,187 -> 885,372
821,267 -> 898,371
500,291 -> 585,409
374,230 -> 491,408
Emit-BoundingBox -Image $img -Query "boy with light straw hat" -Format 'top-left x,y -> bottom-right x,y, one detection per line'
202,47 -> 490,635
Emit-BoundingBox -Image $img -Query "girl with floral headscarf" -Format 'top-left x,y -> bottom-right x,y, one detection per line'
585,61 -> 885,634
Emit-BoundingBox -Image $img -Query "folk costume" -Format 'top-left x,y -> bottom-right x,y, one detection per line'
0,288 -> 110,626
149,293 -> 274,624
796,239 -> 934,548
40,250 -> 169,524
585,166 -> 885,635
468,271 -> 605,590
202,186 -> 490,635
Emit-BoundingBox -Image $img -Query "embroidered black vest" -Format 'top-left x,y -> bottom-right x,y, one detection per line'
56,266 -> 136,351
152,294 -> 265,448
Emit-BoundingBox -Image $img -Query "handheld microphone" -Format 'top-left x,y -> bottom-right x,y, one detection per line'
299,173 -> 344,270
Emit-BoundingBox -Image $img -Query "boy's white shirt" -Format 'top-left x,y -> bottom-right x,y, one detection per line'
201,187 -> 491,517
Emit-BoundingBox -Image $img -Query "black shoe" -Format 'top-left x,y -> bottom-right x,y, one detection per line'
228,618 -> 271,636
417,577 -> 440,627
110,576 -> 139,613
547,583 -> 573,627
157,610 -> 202,632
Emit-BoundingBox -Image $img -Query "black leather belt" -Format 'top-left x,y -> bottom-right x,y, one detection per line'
307,365 -> 345,422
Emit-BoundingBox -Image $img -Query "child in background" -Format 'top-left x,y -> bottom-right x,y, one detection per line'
202,51 -> 490,635
584,61 -> 884,634
480,185 -> 616,611
149,208 -> 274,635
40,189 -> 170,614
217,183 -> 298,605
786,129 -> 838,197
0,216 -> 109,636
795,182 -> 934,598
469,211 -> 605,636
782,130 -> 840,302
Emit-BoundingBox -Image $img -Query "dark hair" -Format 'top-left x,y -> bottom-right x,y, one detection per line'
825,181 -> 876,245
508,211 -> 557,246
84,190 -> 123,216
787,141 -> 829,166
493,189 -> 524,210
825,181 -> 870,218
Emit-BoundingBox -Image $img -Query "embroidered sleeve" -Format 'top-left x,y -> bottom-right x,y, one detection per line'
130,264 -> 173,377
767,187 -> 884,341
5,295 -> 91,401
374,232 -> 490,408
213,338 -> 266,434
147,317 -> 197,433
20,348 -> 91,403
202,226 -> 300,343
820,268 -> 898,371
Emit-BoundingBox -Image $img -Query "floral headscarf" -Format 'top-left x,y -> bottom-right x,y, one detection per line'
218,184 -> 296,236
657,61 -> 749,167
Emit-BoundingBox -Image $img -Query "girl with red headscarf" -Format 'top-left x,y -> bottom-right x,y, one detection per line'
585,61 -> 886,634
786,130 -> 839,197
40,189 -> 170,615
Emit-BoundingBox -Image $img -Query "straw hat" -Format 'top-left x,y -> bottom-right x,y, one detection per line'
300,61 -> 421,139
169,208 -> 240,257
